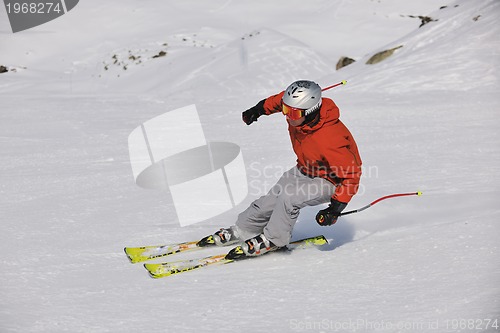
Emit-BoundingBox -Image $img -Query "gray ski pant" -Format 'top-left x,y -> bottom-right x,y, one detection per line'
235,166 -> 336,247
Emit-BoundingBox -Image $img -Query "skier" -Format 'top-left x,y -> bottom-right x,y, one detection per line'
209,80 -> 362,257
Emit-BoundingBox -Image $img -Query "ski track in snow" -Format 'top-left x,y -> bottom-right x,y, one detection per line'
1,0 -> 499,332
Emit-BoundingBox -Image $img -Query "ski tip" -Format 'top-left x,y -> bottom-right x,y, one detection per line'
144,264 -> 161,279
123,247 -> 134,263
146,271 -> 161,279
124,247 -> 144,264
341,80 -> 347,85
416,191 -> 423,196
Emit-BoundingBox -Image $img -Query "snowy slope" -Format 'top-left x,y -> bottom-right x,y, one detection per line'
1,0 -> 499,332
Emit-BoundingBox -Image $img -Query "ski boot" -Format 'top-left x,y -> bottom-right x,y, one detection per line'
225,234 -> 278,260
197,226 -> 241,247
213,226 -> 241,246
241,233 -> 278,256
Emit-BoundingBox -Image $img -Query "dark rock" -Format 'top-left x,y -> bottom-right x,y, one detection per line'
366,45 -> 403,65
336,56 -> 356,70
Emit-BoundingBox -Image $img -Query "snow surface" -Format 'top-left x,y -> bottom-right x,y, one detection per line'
1,0 -> 499,332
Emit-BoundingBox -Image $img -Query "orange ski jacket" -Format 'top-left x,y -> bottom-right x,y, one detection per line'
263,91 -> 362,203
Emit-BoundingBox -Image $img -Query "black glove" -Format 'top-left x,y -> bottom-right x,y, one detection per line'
316,199 -> 347,226
242,99 -> 266,125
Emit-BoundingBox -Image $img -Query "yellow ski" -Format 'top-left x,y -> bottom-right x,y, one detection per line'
144,235 -> 328,279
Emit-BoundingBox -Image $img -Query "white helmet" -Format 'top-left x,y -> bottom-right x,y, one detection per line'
283,80 -> 322,116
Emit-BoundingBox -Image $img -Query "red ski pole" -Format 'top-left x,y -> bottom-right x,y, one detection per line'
322,80 -> 347,91
339,191 -> 422,216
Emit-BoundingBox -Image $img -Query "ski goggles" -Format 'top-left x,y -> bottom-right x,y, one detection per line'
281,102 -> 305,120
